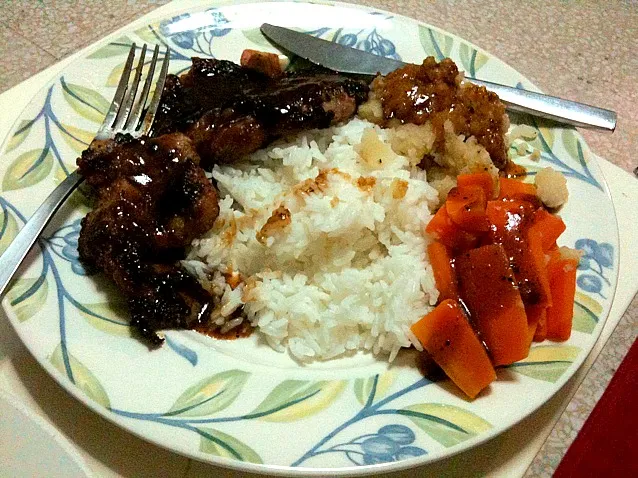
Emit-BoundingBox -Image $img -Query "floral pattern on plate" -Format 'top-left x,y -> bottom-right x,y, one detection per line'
0,1 -> 618,474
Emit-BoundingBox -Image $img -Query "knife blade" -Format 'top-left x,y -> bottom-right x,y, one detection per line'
260,23 -> 616,131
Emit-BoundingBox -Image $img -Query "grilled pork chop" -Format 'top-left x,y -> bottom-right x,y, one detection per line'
153,57 -> 369,167
78,56 -> 369,344
78,133 -> 219,343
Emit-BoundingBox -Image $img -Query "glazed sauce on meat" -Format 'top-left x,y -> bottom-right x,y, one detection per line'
371,57 -> 508,169
77,133 -> 221,344
154,58 -> 368,168
77,57 -> 369,345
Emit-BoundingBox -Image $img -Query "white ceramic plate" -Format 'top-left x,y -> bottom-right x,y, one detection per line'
0,390 -> 92,478
0,1 -> 618,475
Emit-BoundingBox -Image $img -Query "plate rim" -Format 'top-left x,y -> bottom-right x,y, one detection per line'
0,0 -> 620,475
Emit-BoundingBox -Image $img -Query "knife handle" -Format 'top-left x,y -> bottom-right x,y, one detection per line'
470,79 -> 616,131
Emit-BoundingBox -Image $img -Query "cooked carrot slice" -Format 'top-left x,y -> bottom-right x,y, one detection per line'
240,49 -> 283,78
445,185 -> 489,232
526,305 -> 547,345
426,206 -> 481,252
411,299 -> 496,399
529,208 -> 566,252
498,177 -> 537,200
546,248 -> 579,341
486,199 -> 552,308
455,244 -> 530,366
457,172 -> 497,200
533,310 -> 548,342
528,227 -> 553,306
427,241 -> 459,302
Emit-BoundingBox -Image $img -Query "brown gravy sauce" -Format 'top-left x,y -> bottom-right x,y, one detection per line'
500,160 -> 528,178
194,319 -> 254,340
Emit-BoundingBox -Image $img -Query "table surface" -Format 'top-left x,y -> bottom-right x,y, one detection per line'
0,1 -> 636,477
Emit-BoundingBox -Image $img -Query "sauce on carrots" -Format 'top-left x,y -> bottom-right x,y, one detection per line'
416,174 -> 578,398
486,199 -> 551,307
500,160 -> 528,179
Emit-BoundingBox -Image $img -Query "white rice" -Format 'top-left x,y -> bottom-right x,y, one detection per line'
184,118 -> 448,362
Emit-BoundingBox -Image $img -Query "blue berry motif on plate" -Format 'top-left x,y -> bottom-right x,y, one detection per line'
306,27 -> 402,61
575,238 -> 613,299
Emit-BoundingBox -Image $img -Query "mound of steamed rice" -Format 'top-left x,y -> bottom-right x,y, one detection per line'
184,117 -> 498,362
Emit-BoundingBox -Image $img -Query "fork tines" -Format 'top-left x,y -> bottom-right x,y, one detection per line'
95,43 -> 170,140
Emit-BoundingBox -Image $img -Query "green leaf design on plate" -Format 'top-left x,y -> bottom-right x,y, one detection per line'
575,291 -> 602,315
561,129 -> 581,161
54,165 -> 71,185
0,209 -> 18,256
199,427 -> 263,463
61,80 -> 109,124
135,25 -> 160,44
106,62 -> 127,88
507,345 -> 580,382
65,188 -> 92,212
166,370 -> 249,417
5,118 -> 36,154
353,371 -> 394,405
573,302 -> 598,334
5,277 -> 48,322
50,344 -> 111,408
419,26 -> 453,60
400,403 -> 491,447
458,44 -> 488,77
251,379 -> 346,422
78,302 -> 131,336
2,148 -> 53,191
60,123 -> 94,155
242,28 -> 273,48
529,118 -> 556,152
572,292 -> 600,334
87,37 -> 133,59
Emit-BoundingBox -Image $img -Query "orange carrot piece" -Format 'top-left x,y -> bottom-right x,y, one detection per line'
445,185 -> 489,232
240,49 -> 283,78
526,305 -> 547,345
534,310 -> 548,342
498,177 -> 537,200
411,299 -> 496,399
530,208 -> 566,251
427,241 -> 459,302
426,206 -> 481,252
455,244 -> 530,366
546,248 -> 579,341
486,200 -> 552,308
527,227 -> 553,307
457,172 -> 497,200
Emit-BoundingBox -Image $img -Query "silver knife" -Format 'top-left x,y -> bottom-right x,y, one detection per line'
260,23 -> 616,132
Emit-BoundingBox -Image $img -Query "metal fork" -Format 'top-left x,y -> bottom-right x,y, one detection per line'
0,43 -> 170,297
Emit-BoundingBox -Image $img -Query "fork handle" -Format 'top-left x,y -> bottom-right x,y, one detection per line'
0,169 -> 83,297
